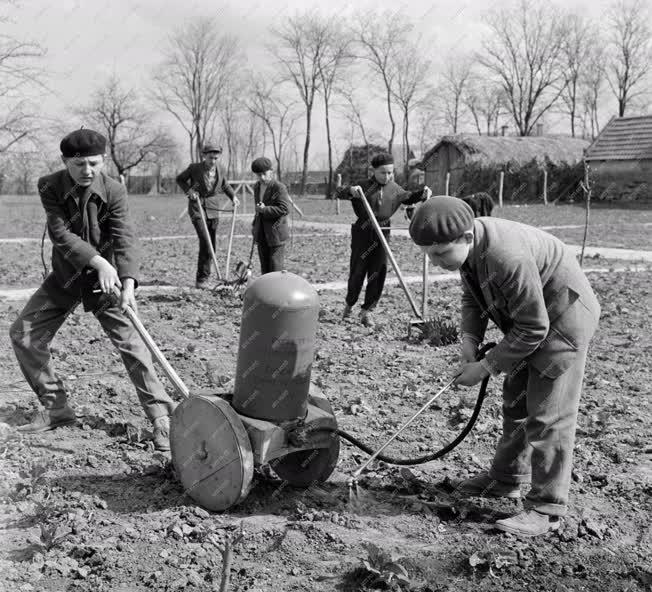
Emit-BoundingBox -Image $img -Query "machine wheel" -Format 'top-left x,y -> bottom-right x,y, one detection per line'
171,395 -> 254,511
270,435 -> 340,488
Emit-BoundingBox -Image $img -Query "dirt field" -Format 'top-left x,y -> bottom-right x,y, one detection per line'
0,194 -> 651,591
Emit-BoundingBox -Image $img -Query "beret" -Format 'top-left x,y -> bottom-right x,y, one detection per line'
202,142 -> 222,154
408,196 -> 475,245
371,152 -> 394,168
60,129 -> 106,158
251,157 -> 273,174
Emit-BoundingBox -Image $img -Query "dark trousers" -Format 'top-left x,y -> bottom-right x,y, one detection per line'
345,225 -> 389,311
257,240 -> 285,274
9,275 -> 176,422
191,216 -> 218,282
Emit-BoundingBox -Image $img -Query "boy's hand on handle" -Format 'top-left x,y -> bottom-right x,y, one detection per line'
453,361 -> 490,387
232,196 -> 240,207
119,278 -> 137,313
351,185 -> 363,199
187,190 -> 199,201
90,256 -> 121,294
255,202 -> 266,213
422,186 -> 432,200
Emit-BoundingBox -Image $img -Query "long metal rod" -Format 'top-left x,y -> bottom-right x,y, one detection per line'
356,188 -> 421,318
195,198 -> 223,281
421,253 -> 429,318
224,203 -> 238,280
351,377 -> 456,479
112,287 -> 190,399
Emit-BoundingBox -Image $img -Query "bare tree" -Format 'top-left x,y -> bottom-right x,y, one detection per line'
441,56 -> 473,134
337,85 -> 370,147
605,0 -> 652,116
246,81 -> 300,182
152,18 -> 239,162
354,10 -> 413,153
580,45 -> 605,139
272,13 -> 330,195
478,0 -> 567,136
0,1 -> 46,153
391,41 -> 431,178
317,17 -> 353,198
78,76 -> 176,180
559,14 -> 594,137
464,80 -> 505,135
414,107 -> 439,156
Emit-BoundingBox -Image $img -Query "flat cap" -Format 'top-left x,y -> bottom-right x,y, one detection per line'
370,152 -> 394,168
251,157 -> 273,174
60,129 -> 106,158
408,196 -> 475,245
202,142 -> 222,154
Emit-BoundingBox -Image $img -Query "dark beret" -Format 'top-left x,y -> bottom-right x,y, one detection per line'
409,196 -> 475,245
202,142 -> 222,154
60,129 -> 106,158
371,152 -> 394,168
251,157 -> 273,174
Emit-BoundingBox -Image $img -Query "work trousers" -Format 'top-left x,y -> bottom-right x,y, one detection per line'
488,298 -> 599,516
191,215 -> 218,282
9,275 -> 176,422
345,223 -> 389,311
257,240 -> 286,275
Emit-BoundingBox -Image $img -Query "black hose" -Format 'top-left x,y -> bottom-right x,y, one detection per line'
293,343 -> 496,466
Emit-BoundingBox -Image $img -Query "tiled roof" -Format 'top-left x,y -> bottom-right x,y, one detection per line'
585,115 -> 652,161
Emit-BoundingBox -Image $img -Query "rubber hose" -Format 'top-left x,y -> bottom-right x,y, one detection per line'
303,342 -> 495,467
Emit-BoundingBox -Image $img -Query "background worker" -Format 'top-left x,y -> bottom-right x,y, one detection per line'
337,152 -> 432,327
176,143 -> 239,288
250,157 -> 291,274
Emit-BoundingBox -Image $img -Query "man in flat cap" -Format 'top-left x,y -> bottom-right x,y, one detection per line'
337,152 -> 432,327
408,196 -> 601,536
250,157 -> 290,274
176,143 -> 239,288
9,128 -> 177,452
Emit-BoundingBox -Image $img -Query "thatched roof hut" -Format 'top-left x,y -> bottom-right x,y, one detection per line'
420,134 -> 590,203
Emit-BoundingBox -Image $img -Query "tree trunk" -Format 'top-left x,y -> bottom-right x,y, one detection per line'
385,86 -> 396,154
300,104 -> 312,196
324,94 -> 333,199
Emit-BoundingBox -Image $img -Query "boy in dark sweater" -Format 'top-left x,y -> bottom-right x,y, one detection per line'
408,196 -> 601,537
338,153 -> 431,327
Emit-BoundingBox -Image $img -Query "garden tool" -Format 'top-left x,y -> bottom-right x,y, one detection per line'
109,274 -> 340,512
355,188 -> 432,336
224,203 -> 238,281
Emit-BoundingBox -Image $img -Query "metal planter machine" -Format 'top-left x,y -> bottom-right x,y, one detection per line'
119,271 -> 492,511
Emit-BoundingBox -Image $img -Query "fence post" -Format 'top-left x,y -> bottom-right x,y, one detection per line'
445,171 -> 450,196
543,169 -> 548,205
498,171 -> 504,207
336,173 -> 341,215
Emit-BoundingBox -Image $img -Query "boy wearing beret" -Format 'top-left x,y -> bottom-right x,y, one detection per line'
9,129 -> 177,451
250,157 -> 291,274
408,196 -> 601,536
338,153 -> 431,327
176,144 -> 239,288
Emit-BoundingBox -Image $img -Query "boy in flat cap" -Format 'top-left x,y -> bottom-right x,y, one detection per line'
250,157 -> 290,274
176,143 -> 239,288
9,129 -> 177,451
338,152 -> 431,327
408,196 -> 601,536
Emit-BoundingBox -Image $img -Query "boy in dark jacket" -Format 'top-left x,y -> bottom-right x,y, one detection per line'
408,196 -> 601,537
9,129 -> 177,451
176,143 -> 239,288
250,157 -> 290,274
338,153 -> 431,327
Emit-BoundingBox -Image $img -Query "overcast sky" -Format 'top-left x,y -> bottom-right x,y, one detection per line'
5,0 -> 636,170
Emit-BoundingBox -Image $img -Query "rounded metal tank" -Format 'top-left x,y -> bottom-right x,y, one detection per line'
232,271 -> 319,422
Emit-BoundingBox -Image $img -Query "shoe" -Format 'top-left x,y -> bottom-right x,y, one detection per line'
342,304 -> 353,319
360,310 -> 374,327
449,471 -> 522,499
195,280 -> 209,290
495,510 -> 561,537
152,416 -> 171,452
18,405 -> 77,434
